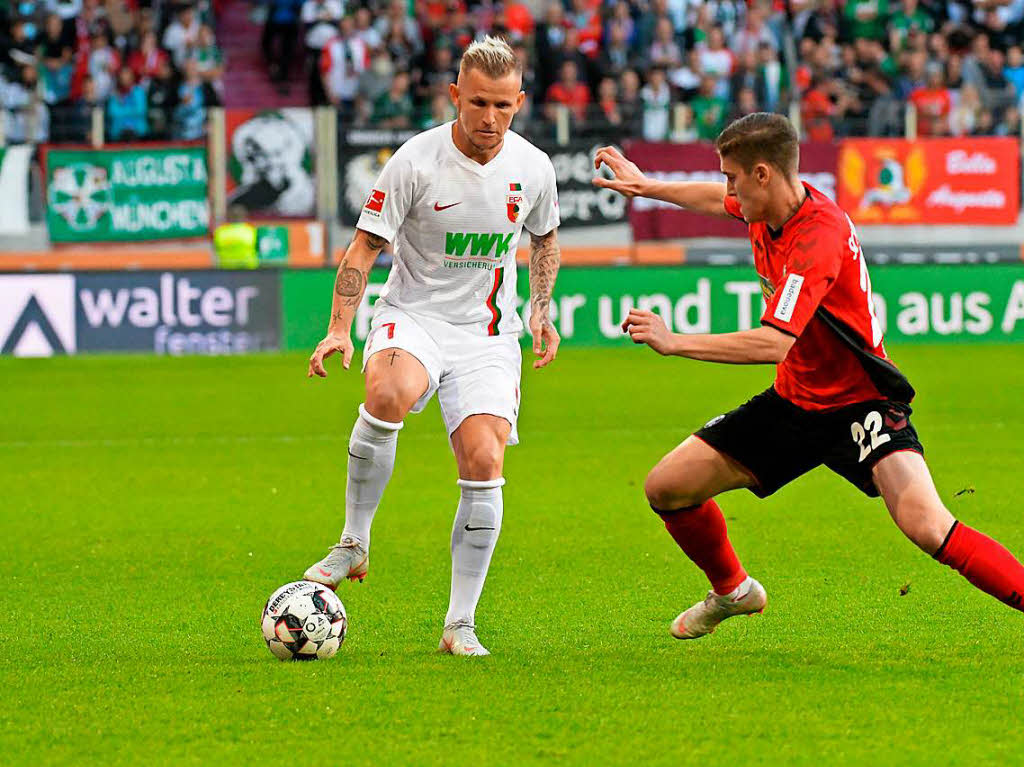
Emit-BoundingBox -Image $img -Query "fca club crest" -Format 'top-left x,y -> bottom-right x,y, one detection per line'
506,182 -> 522,223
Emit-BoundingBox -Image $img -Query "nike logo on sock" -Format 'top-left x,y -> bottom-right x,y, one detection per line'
348,450 -> 369,460
464,525 -> 495,531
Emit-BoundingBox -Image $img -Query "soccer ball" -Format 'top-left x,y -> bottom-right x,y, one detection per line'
261,581 -> 348,661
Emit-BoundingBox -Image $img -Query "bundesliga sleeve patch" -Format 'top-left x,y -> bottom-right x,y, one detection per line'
773,274 -> 805,323
364,189 -> 386,217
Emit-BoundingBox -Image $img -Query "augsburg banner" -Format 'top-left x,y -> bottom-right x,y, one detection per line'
43,144 -> 210,243
281,264 -> 1024,351
838,137 -> 1020,225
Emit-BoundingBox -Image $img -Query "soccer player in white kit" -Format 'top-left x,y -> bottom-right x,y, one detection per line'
304,36 -> 562,656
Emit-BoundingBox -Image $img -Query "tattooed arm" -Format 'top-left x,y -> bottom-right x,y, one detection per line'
307,229 -> 388,377
528,228 -> 561,370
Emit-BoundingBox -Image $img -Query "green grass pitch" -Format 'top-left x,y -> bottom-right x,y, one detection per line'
2,345 -> 1022,765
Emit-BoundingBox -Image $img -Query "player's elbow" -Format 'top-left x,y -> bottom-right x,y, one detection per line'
764,327 -> 796,363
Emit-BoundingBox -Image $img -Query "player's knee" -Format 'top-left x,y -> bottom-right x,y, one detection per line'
459,442 -> 503,480
896,499 -> 952,554
364,380 -> 416,422
644,468 -> 703,511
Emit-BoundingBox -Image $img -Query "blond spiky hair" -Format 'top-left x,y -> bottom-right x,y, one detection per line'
459,35 -> 522,79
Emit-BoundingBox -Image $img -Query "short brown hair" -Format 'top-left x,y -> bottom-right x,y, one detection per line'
715,112 -> 799,175
459,35 -> 522,79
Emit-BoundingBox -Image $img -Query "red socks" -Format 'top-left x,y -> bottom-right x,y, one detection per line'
656,499 -> 747,595
935,521 -> 1024,612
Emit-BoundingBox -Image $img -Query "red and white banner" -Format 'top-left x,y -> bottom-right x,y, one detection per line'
838,137 -> 1019,225
624,142 -> 838,240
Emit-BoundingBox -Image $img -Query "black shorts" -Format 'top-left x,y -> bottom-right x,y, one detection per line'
695,387 -> 924,498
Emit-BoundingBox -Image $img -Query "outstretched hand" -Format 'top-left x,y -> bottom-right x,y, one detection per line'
307,332 -> 355,378
592,146 -> 650,198
622,309 -> 677,355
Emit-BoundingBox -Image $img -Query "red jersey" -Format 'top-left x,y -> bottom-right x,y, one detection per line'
724,183 -> 890,411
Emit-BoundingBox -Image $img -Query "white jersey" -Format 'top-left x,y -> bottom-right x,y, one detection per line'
355,122 -> 560,336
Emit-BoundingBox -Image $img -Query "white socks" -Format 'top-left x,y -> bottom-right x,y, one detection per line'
445,477 -> 505,628
341,403 -> 402,549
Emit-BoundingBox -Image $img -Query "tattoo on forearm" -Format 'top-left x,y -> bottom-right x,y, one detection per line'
529,230 -> 560,321
334,258 -> 368,307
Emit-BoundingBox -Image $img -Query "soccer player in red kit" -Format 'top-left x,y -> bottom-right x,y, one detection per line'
593,113 -> 1024,639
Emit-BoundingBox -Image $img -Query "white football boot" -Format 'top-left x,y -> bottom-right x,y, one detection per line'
670,577 -> 767,640
303,537 -> 369,590
438,621 -> 490,656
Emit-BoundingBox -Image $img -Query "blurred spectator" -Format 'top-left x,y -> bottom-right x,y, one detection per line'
598,20 -> 640,82
88,32 -> 120,101
618,68 -> 642,132
106,65 -> 147,140
420,89 -> 455,129
371,69 -> 413,128
969,46 -> 1017,117
887,0 -> 933,53
844,0 -> 889,43
52,73 -> 97,142
374,0 -> 422,53
535,1 -> 569,96
173,58 -> 206,139
593,76 -> 623,133
733,86 -> 760,121
353,8 -> 382,52
697,26 -> 735,98
949,83 -> 985,136
731,4 -> 776,60
691,74 -> 729,140
129,31 -> 169,84
801,75 -> 836,141
40,13 -> 73,104
147,56 -> 178,139
163,6 -> 200,69
49,0 -> 83,22
1006,45 -> 1024,102
545,59 -> 590,123
669,48 -> 702,99
263,0 -> 304,83
302,0 -> 342,104
910,64 -> 951,136
758,41 -> 786,112
1,64 -> 50,142
322,16 -> 367,119
193,24 -> 223,103
649,17 -> 684,69
640,66 -> 672,140
567,0 -> 602,59
3,21 -> 40,75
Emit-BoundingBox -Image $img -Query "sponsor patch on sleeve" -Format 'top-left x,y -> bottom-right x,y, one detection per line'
773,273 -> 804,323
364,189 -> 386,216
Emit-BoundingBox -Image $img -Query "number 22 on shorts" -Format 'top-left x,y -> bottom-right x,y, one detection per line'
851,411 -> 891,463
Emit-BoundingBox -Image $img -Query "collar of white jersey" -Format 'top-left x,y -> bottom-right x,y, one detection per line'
444,121 -> 512,177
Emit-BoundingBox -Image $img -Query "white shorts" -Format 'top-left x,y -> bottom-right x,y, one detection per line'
361,304 -> 522,445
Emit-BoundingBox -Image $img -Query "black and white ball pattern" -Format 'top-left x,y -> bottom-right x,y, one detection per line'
261,581 -> 348,661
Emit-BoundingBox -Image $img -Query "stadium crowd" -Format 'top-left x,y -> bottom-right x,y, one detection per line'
3,0 -> 1024,144
280,0 -> 1024,140
0,0 -> 224,142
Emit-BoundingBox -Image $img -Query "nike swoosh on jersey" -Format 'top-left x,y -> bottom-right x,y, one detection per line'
433,201 -> 462,211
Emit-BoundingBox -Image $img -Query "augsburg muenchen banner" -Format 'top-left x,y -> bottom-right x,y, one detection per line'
43,144 -> 210,243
